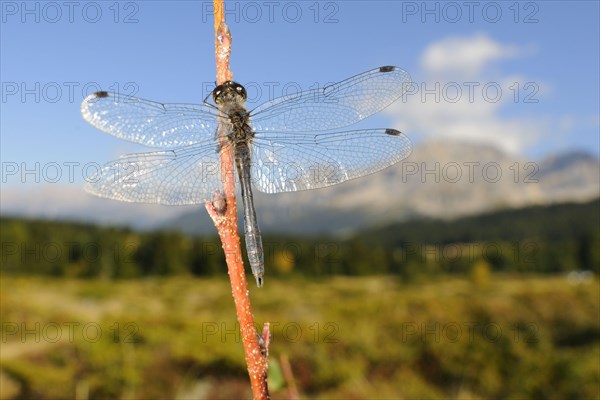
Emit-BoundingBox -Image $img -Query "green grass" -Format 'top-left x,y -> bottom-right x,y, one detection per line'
1,274 -> 598,399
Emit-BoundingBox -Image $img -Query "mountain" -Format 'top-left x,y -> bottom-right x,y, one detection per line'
0,185 -> 187,230
536,151 -> 600,202
2,141 -> 598,235
167,141 -> 600,235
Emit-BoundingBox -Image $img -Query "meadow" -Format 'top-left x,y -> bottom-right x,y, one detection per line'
1,274 -> 598,399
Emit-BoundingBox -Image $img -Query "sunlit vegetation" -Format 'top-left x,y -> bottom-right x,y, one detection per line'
1,275 -> 598,399
0,199 -> 598,398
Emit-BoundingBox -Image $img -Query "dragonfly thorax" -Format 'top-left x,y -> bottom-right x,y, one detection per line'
213,81 -> 252,142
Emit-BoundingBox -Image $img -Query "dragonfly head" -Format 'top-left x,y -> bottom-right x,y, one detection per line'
213,81 -> 247,105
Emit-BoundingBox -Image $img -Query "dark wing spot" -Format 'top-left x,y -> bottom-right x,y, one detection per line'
379,66 -> 396,73
95,91 -> 109,98
385,128 -> 402,136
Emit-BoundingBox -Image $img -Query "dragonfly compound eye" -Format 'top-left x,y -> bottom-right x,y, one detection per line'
235,84 -> 247,100
212,87 -> 223,104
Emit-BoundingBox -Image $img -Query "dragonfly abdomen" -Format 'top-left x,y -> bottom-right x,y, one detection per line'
235,142 -> 265,287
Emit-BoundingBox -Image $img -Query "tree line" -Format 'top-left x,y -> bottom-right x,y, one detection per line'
1,199 -> 598,279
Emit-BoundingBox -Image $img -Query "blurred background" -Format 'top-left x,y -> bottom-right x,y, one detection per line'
1,1 -> 598,398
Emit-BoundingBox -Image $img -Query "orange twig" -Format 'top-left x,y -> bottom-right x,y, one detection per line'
204,1 -> 270,398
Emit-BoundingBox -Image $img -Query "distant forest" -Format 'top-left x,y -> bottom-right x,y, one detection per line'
1,199 -> 598,280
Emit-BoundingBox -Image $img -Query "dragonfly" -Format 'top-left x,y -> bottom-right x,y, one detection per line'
81,66 -> 413,287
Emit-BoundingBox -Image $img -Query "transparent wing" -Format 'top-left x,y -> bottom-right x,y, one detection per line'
250,66 -> 412,133
81,91 -> 221,148
250,129 -> 412,193
84,143 -> 225,205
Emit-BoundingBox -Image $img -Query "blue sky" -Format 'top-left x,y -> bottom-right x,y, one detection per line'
1,0 -> 599,187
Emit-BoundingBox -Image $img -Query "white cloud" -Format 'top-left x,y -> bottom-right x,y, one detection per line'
421,33 -> 520,78
388,34 -> 547,155
395,93 -> 544,154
